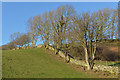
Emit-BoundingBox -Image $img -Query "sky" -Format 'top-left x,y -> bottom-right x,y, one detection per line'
2,2 -> 118,46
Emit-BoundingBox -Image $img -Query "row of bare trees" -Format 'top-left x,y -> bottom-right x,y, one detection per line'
9,32 -> 32,49
9,5 -> 118,70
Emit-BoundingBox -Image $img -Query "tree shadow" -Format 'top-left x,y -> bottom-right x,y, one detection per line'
108,62 -> 120,66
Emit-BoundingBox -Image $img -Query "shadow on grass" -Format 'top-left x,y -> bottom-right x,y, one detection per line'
108,62 -> 120,66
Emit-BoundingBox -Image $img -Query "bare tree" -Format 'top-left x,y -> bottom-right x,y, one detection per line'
9,32 -> 22,49
17,33 -> 32,49
70,8 -> 116,70
110,9 -> 118,39
49,5 -> 75,55
23,5 -> 118,70
27,17 -> 38,48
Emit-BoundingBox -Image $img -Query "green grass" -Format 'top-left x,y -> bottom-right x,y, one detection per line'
95,60 -> 120,66
2,48 -> 98,78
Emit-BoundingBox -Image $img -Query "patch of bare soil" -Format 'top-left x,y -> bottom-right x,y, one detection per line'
45,48 -> 118,78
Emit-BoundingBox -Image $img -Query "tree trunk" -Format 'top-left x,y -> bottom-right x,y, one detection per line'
90,40 -> 92,58
19,45 -> 20,49
27,43 -> 29,49
84,46 -> 90,70
89,40 -> 97,70
32,40 -> 33,48
55,48 -> 59,54
34,39 -> 36,48
93,48 -> 96,60
15,46 -> 17,50
93,39 -> 97,59
53,41 -> 55,48
25,44 -> 26,49
57,44 -> 60,49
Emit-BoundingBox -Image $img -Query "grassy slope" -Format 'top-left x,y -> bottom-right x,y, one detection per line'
2,48 -> 98,78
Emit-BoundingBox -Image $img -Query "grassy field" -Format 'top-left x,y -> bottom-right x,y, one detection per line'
95,60 -> 120,66
2,48 -> 102,78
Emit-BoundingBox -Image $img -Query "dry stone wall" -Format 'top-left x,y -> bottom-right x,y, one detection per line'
37,45 -> 43,48
47,46 -> 118,74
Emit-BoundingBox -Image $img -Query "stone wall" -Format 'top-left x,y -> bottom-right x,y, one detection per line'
37,45 -> 43,48
47,46 -> 118,74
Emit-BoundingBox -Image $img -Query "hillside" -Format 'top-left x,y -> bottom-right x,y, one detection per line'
66,41 -> 119,61
2,48 -> 99,78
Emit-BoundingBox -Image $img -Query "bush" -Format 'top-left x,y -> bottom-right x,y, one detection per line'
68,44 -> 119,61
69,46 -> 85,60
95,44 -> 119,61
